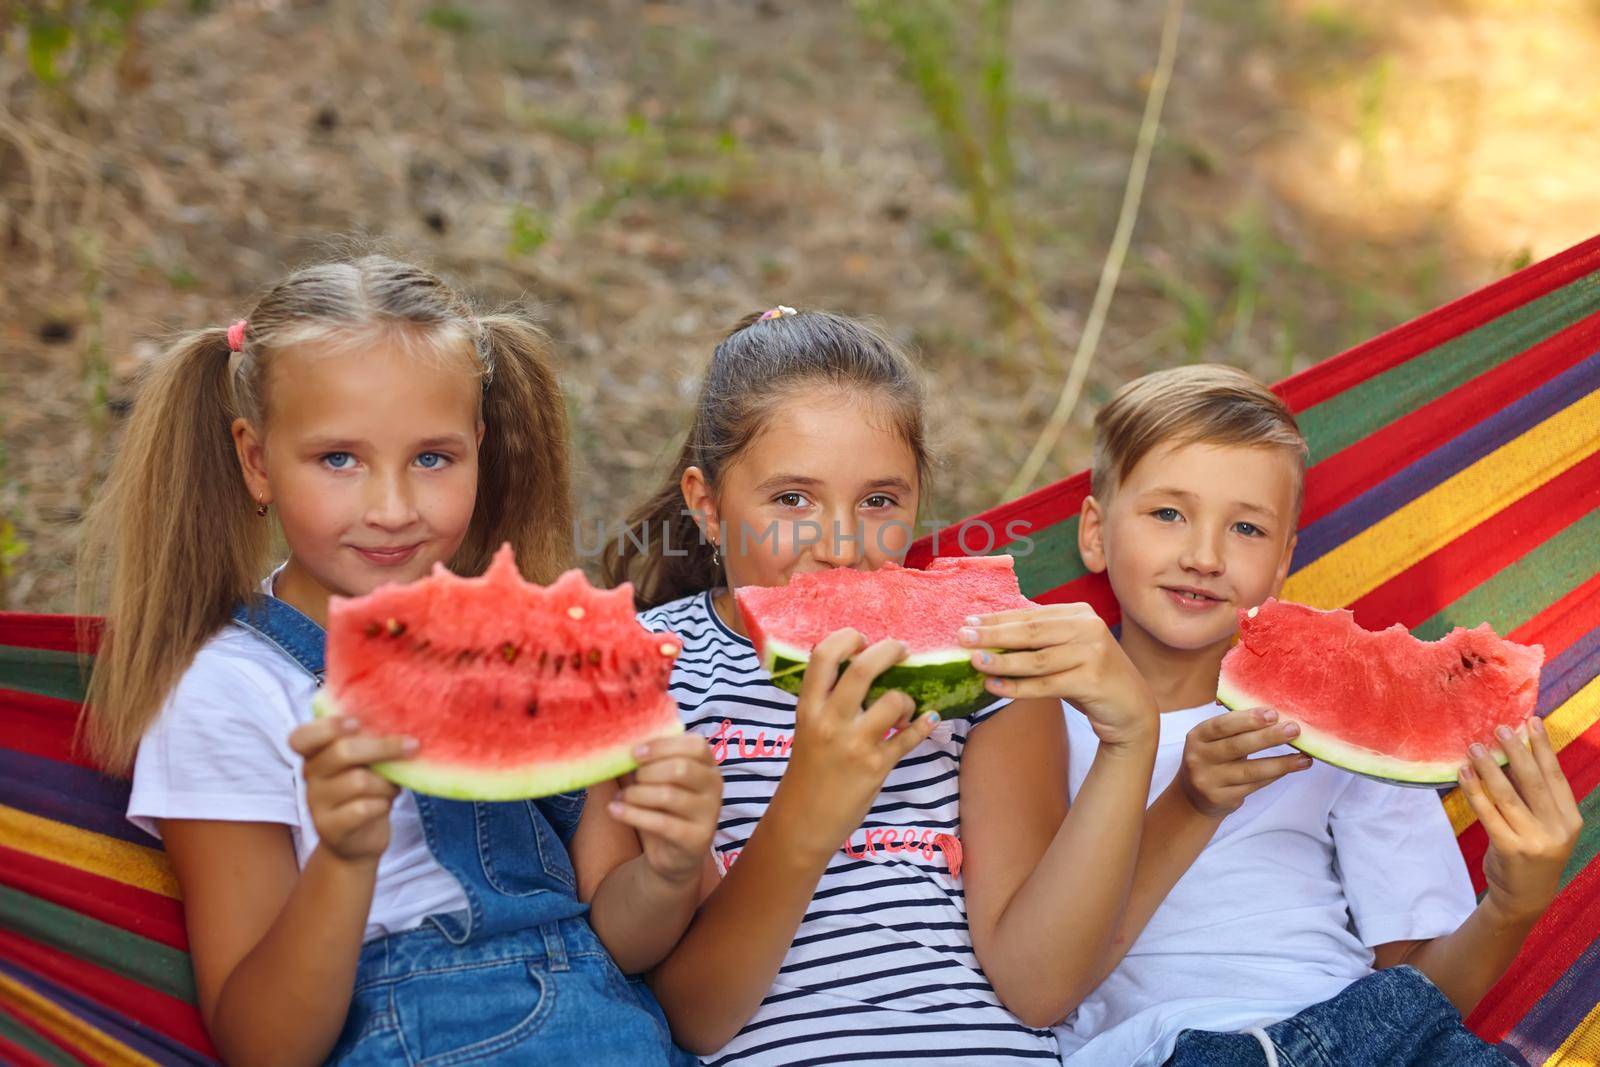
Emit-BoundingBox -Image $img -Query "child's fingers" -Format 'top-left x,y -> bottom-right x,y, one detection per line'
304,734 -> 417,782
631,753 -> 719,790
607,801 -> 707,847
1191,708 -> 1279,745
617,781 -> 716,818
796,628 -> 867,718
289,715 -> 359,758
828,639 -> 911,716
1203,720 -> 1300,763
858,688 -> 917,740
315,767 -> 400,808
1528,717 -> 1581,818
971,643 -> 1084,679
1224,752 -> 1312,787
885,710 -> 941,763
318,794 -> 396,841
633,733 -> 713,768
1496,725 -> 1558,824
1468,745 -> 1537,836
1458,761 -> 1516,843
960,613 -> 1091,653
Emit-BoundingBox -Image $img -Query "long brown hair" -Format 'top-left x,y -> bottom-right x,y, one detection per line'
78,255 -> 573,774
602,309 -> 930,610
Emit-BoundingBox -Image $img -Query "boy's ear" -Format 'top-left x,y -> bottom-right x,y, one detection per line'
1078,494 -> 1108,574
680,465 -> 721,547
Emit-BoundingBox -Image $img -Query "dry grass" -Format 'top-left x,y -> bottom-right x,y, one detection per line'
2,0 -> 1594,610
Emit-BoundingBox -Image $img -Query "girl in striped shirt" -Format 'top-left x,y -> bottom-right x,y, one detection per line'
602,307 -> 1162,1065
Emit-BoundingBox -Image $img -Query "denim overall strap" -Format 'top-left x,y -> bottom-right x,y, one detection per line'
231,596 -> 327,683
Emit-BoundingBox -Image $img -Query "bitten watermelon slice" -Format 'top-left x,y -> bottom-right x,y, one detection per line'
312,545 -> 684,800
1217,598 -> 1543,786
734,556 -> 1035,720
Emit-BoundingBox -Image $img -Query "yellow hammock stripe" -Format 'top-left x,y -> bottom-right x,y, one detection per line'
1543,995 -> 1600,1066
1282,388 -> 1600,610
1445,674 -> 1600,835
0,805 -> 178,899
0,971 -> 161,1067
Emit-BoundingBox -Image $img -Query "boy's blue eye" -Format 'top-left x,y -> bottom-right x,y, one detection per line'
322,451 -> 354,470
416,452 -> 449,469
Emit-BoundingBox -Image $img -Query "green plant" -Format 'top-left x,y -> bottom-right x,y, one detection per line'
17,0 -> 153,86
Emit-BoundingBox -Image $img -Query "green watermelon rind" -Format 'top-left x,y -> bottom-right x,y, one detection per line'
763,636 -> 1000,721
1216,677 -> 1514,788
311,689 -> 685,801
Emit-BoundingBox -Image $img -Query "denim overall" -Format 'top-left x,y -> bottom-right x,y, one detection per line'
232,597 -> 691,1066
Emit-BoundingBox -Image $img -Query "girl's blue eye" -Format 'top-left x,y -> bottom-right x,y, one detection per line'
322,452 -> 354,470
1152,507 -> 1181,522
416,452 -> 449,469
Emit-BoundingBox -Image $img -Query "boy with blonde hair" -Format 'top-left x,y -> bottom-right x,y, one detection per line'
963,364 -> 1580,1066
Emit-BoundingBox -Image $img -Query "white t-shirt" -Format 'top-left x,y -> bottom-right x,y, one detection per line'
127,575 -> 469,942
638,591 -> 1059,1066
1055,701 -> 1477,1067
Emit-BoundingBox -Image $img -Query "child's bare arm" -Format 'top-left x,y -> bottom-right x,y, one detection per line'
573,733 -> 722,974
961,697 -> 1154,1027
958,604 -> 1159,1025
1373,717 -> 1580,1015
163,718 -> 412,1067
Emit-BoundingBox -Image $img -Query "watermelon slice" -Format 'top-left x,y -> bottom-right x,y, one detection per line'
733,556 -> 1036,720
1217,598 -> 1543,786
312,544 -> 684,800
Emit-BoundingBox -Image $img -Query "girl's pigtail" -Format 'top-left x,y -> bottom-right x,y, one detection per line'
78,328 -> 269,774
465,314 -> 575,585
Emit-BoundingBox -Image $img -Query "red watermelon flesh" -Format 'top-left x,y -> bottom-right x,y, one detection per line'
734,555 -> 1035,719
314,544 -> 684,800
1217,598 -> 1543,785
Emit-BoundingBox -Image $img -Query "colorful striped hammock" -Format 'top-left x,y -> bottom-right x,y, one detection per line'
2,234 -> 1598,1066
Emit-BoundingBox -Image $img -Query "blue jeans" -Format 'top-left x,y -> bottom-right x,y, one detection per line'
1162,966 -> 1510,1067
233,598 -> 691,1066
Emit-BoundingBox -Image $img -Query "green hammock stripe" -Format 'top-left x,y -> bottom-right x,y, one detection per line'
1300,274 -> 1600,466
0,1008 -> 81,1067
0,886 -> 195,1007
0,648 -> 89,705
1411,509 -> 1600,641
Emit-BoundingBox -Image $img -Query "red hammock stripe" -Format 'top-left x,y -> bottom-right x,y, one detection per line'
1274,233 -> 1600,413
1345,446 -> 1600,634
0,929 -> 213,1057
1299,309 -> 1600,530
0,846 -> 186,952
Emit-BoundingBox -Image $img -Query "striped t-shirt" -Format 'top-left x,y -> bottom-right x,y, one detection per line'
639,591 -> 1058,1066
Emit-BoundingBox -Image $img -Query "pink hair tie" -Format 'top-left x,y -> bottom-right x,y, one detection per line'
226,319 -> 248,352
758,305 -> 797,322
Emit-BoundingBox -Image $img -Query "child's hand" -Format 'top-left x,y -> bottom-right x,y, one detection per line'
289,717 -> 414,864
778,628 -> 941,856
609,733 -> 722,887
959,604 -> 1157,748
1460,716 -> 1582,925
1175,707 -> 1311,818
